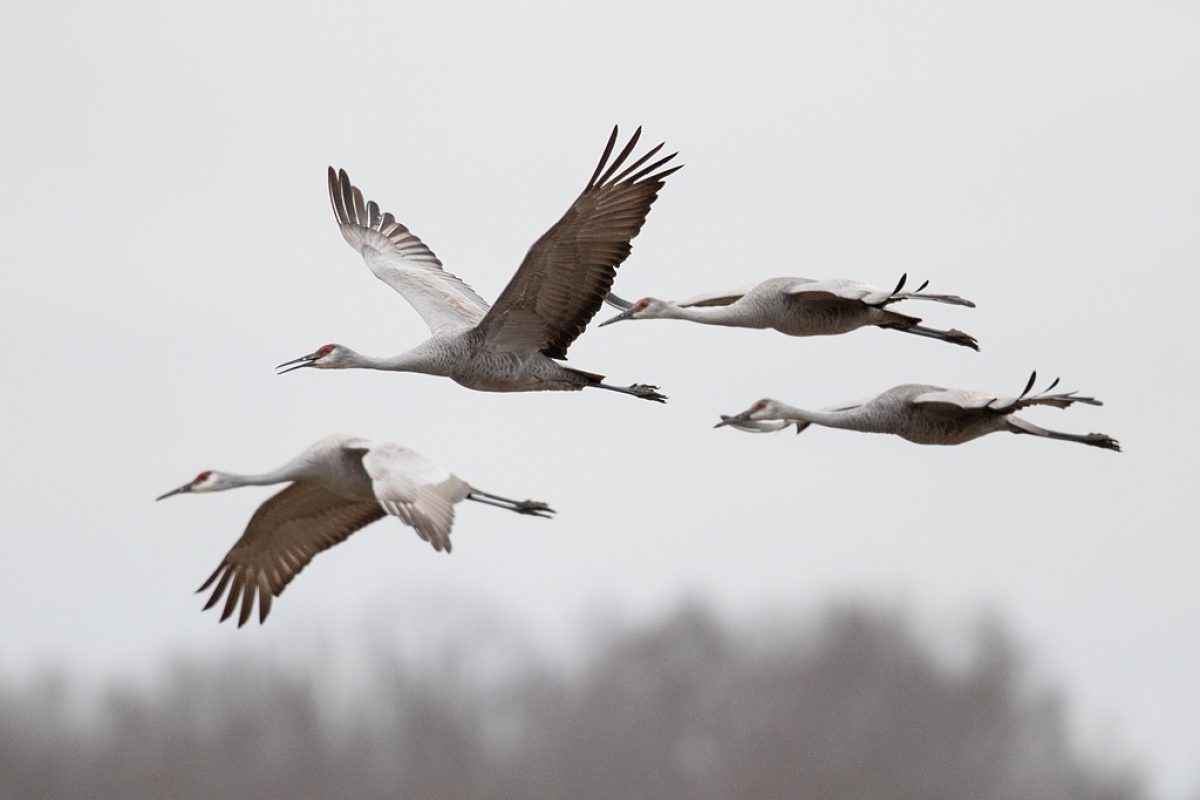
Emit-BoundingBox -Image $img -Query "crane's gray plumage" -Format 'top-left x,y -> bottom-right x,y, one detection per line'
600,274 -> 979,349
282,128 -> 679,402
717,372 -> 1120,450
328,168 -> 489,334
157,436 -> 554,627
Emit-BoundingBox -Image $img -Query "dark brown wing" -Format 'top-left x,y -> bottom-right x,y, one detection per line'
195,482 -> 385,627
477,126 -> 681,359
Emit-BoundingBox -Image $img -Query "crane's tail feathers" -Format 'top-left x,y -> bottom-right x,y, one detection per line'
1020,391 -> 1103,410
1012,372 -> 1103,409
1007,417 -> 1121,451
884,274 -> 975,307
604,291 -> 634,311
880,319 -> 980,351
894,291 -> 976,307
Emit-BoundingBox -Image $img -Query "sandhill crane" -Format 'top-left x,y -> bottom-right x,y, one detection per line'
156,435 -> 554,626
276,127 -> 680,402
599,275 -> 979,350
715,372 -> 1120,450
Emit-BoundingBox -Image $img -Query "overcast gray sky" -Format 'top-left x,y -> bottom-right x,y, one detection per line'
2,1 -> 1198,795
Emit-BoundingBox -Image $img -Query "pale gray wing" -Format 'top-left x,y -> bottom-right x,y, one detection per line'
476,126 -> 681,358
912,388 -> 999,415
361,443 -> 471,554
329,167 -> 490,335
196,481 -> 386,627
782,278 -> 892,305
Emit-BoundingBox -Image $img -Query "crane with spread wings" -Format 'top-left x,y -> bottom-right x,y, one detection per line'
277,127 -> 680,402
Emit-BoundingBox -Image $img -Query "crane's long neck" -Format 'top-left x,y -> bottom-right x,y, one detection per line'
767,402 -> 878,432
656,303 -> 757,328
221,467 -> 297,488
218,455 -> 316,489
339,343 -> 449,375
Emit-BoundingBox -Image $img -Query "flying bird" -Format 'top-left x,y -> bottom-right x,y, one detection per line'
599,274 -> 979,350
716,372 -> 1119,450
277,127 -> 681,402
156,436 -> 554,626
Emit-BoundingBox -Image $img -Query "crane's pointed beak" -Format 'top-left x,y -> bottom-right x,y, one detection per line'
713,414 -> 742,429
276,352 -> 320,374
156,482 -> 192,501
598,308 -> 637,327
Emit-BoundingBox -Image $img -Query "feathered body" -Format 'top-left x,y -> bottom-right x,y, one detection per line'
278,127 -> 680,402
156,436 -> 553,626
718,373 -> 1120,450
602,275 -> 979,349
328,331 -> 604,393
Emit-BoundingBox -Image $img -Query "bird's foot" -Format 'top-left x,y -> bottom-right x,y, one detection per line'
515,499 -> 556,517
627,383 -> 668,403
1087,434 -> 1121,452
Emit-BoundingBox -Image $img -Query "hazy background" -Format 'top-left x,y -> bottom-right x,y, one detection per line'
1,1 -> 1197,796
0,605 -> 1147,800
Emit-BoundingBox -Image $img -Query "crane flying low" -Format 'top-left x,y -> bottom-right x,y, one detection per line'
716,372 -> 1119,450
600,274 -> 978,349
156,436 -> 553,626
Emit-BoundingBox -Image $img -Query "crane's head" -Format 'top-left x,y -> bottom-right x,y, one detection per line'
598,297 -> 666,327
156,470 -> 227,500
276,343 -> 350,374
713,398 -> 780,428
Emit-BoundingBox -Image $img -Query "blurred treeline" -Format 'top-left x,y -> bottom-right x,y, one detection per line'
0,603 -> 1143,800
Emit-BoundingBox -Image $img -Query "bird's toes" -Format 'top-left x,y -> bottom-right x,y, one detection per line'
628,383 -> 668,403
517,500 -> 556,516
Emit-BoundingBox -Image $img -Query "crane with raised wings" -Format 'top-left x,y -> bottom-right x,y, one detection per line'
277,127 -> 680,402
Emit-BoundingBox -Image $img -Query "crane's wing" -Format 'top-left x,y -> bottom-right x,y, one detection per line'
476,126 -> 681,358
782,279 -> 893,305
196,481 -> 385,627
329,167 -> 491,335
677,285 -> 756,307
912,388 -> 999,415
360,443 -> 471,554
915,373 -> 1104,415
